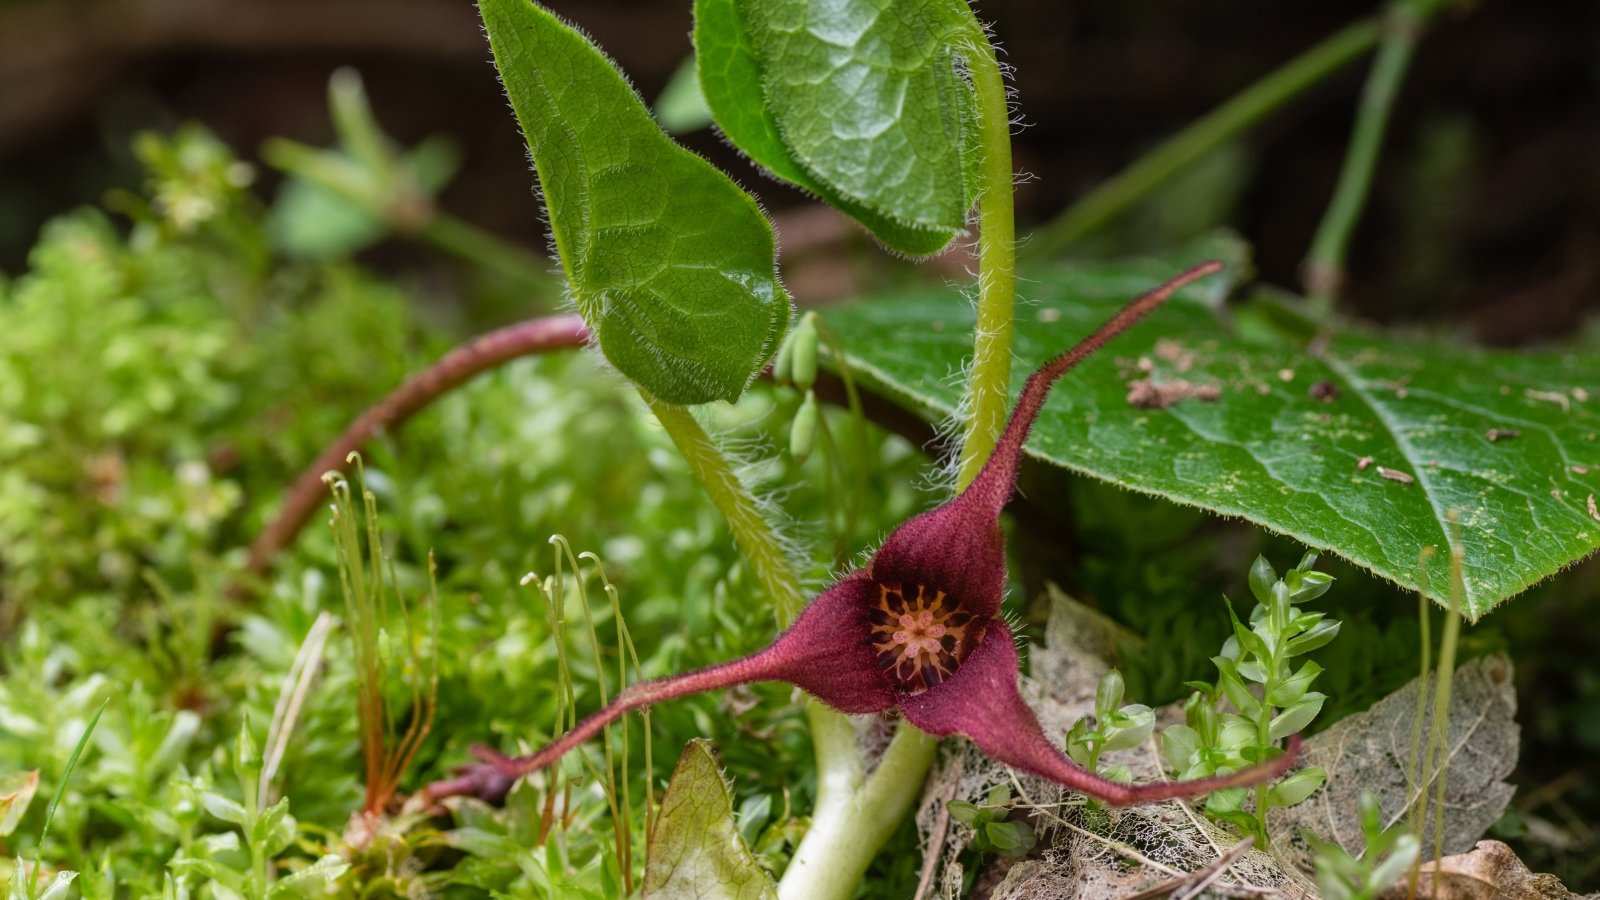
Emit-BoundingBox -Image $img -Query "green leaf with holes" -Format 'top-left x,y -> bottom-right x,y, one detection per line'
481,0 -> 790,404
694,0 -> 980,256
644,739 -> 778,900
823,243 -> 1600,617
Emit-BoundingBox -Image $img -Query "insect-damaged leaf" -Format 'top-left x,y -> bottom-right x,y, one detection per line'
822,240 -> 1600,616
694,0 -> 980,256
644,739 -> 778,900
481,0 -> 791,405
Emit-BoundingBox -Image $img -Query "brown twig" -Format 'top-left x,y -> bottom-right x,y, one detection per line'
242,314 -> 589,581
911,757 -> 962,900
1122,835 -> 1258,900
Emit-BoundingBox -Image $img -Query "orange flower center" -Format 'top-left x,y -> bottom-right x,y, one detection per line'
868,583 -> 982,693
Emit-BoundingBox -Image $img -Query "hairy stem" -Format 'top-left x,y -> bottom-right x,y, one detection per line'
244,314 -> 590,579
643,399 -> 806,621
780,21 -> 1016,900
1024,18 -> 1383,261
957,25 -> 1017,488
643,395 -> 865,872
1304,0 -> 1454,308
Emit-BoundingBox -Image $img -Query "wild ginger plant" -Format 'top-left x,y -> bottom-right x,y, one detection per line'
12,0 -> 1600,895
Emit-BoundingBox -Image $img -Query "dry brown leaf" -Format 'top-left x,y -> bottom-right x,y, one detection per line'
1378,840 -> 1577,900
1269,654 -> 1518,876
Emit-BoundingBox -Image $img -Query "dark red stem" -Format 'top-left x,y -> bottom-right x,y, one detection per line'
1083,734 -> 1302,807
419,644 -> 792,804
243,314 -> 590,580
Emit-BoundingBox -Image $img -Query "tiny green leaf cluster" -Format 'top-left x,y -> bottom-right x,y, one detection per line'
1161,552 -> 1336,844
1305,791 -> 1422,900
946,785 -> 1037,857
264,69 -> 459,261
1065,669 -> 1155,786
167,722 -> 349,898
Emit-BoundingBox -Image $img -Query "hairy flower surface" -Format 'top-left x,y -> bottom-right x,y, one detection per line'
425,262 -> 1301,807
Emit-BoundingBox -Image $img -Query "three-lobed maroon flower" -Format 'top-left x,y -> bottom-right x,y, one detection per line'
424,261 -> 1300,808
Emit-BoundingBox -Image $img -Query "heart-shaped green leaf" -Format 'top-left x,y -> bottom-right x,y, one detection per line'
823,246 -> 1600,617
695,0 -> 979,256
644,739 -> 778,900
481,0 -> 791,404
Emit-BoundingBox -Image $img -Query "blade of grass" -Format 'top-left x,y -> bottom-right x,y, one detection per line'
1429,528 -> 1465,864
260,611 -> 335,802
1406,550 -> 1434,803
29,697 -> 108,898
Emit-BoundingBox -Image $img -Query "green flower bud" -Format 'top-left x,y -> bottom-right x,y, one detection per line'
789,390 -> 818,463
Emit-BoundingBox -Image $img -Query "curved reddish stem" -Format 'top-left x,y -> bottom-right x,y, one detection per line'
1071,734 -> 1303,808
962,260 -> 1223,518
419,644 -> 791,804
243,314 -> 590,580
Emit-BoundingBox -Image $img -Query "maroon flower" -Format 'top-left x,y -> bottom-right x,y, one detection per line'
425,262 -> 1300,807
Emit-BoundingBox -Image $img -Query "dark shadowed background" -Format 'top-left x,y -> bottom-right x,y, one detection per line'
3,0 -> 1598,342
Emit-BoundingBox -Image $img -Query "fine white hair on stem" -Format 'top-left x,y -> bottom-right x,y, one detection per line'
687,401 -> 818,594
923,351 -> 977,501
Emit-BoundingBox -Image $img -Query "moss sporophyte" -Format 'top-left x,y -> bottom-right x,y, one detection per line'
423,262 -> 1301,808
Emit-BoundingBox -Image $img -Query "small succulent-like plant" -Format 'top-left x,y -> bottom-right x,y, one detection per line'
947,785 -> 1037,857
1304,791 -> 1421,900
1162,552 -> 1336,843
1065,669 -> 1156,787
425,262 -> 1302,808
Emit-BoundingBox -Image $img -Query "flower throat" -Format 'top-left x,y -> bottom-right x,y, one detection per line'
869,583 -> 982,693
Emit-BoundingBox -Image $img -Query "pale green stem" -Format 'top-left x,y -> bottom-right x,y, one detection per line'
957,27 -> 1017,487
778,728 -> 937,900
1305,0 -> 1454,309
643,395 -> 863,870
1405,548 -> 1435,836
419,211 -> 555,292
1428,538 -> 1464,864
1023,19 -> 1382,262
778,22 -> 1015,900
644,397 -> 806,621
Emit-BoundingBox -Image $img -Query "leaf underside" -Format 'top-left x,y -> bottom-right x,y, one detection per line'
644,739 -> 778,900
694,0 -> 979,257
482,0 -> 790,404
824,248 -> 1600,617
